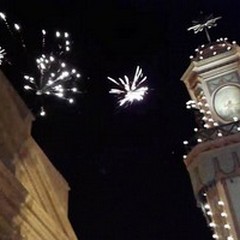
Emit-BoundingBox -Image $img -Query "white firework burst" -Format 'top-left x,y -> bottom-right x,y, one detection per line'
23,31 -> 81,116
108,66 -> 148,106
0,47 -> 6,65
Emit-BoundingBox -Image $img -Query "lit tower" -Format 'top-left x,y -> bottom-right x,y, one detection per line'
181,15 -> 240,240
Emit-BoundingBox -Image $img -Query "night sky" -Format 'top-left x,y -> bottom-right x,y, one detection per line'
1,1 -> 240,239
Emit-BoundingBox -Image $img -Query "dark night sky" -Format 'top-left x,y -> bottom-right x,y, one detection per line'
1,1 -> 240,239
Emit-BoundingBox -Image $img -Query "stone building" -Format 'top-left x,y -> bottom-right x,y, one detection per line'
0,70 -> 77,239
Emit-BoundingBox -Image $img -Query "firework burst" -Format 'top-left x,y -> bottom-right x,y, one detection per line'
23,30 -> 81,116
0,11 -> 81,116
108,66 -> 148,107
0,46 -> 6,65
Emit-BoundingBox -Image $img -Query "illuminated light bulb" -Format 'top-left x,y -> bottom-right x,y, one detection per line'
183,155 -> 187,159
213,122 -> 219,126
204,204 -> 210,209
201,44 -> 205,48
14,23 -> 20,31
209,118 -> 214,122
209,222 -> 216,228
213,51 -> 217,55
197,102 -> 203,106
207,210 -> 212,216
76,73 -> 81,78
195,48 -> 199,52
227,46 -> 232,50
66,46 -> 70,51
194,128 -> 198,132
224,224 -> 231,229
233,117 -> 238,122
203,192 -> 207,196
237,127 -> 240,131
232,41 -> 236,44
24,85 -> 31,90
217,132 -> 223,137
56,92 -> 64,98
202,116 -> 207,121
61,62 -> 66,68
62,71 -> 69,77
199,56 -> 203,60
72,69 -> 76,74
222,43 -> 226,47
227,236 -> 234,240
200,109 -> 205,113
204,124 -> 210,128
189,55 -> 194,59
206,110 -> 211,115
49,56 -> 55,61
221,212 -> 228,217
224,37 -> 228,41
36,90 -> 42,95
66,40 -> 70,45
199,51 -> 203,54
56,31 -> 61,37
186,106 -> 191,109
210,46 -> 214,49
72,87 -> 77,92
64,32 -> 69,38
69,98 -> 74,103
197,138 -> 203,143
42,29 -> 46,35
212,234 -> 219,239
40,108 -> 46,117
218,201 -> 224,206
46,91 -> 50,95
183,141 -> 189,145
24,75 -> 30,80
204,103 -> 209,107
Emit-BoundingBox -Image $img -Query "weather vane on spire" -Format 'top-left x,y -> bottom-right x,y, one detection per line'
187,13 -> 222,43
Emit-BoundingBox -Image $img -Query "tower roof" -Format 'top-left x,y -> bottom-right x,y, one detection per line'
191,38 -> 237,61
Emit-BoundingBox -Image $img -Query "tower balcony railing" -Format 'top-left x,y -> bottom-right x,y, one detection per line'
185,120 -> 240,151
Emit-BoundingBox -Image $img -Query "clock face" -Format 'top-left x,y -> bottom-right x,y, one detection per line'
213,85 -> 240,122
207,72 -> 240,95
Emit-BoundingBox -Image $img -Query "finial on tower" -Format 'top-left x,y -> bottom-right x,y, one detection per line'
187,13 -> 222,43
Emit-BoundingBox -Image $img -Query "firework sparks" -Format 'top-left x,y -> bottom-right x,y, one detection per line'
0,46 -> 6,65
108,66 -> 148,106
0,12 -> 13,34
23,31 -> 81,116
0,12 -> 26,48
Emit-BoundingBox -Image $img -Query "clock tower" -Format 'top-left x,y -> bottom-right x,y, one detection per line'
182,30 -> 240,240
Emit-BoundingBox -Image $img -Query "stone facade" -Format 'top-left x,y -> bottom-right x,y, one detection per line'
0,71 -> 78,239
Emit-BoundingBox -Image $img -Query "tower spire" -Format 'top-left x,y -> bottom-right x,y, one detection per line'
187,13 -> 222,43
